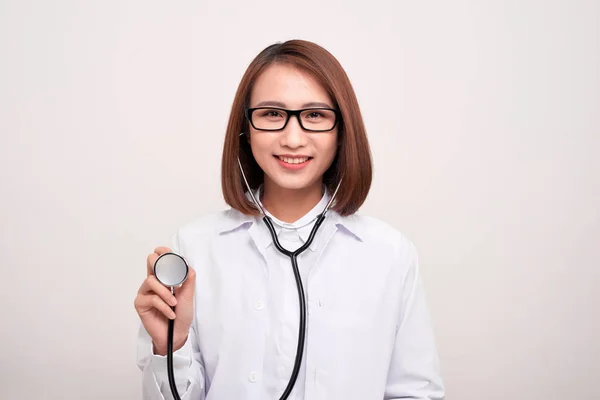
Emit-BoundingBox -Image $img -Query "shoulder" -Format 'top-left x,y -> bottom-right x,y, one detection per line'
337,213 -> 417,260
174,208 -> 250,244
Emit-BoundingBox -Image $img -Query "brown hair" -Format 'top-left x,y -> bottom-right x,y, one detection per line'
221,39 -> 372,216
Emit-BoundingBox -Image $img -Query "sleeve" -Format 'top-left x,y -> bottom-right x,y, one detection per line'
136,232 -> 207,400
137,321 -> 206,399
384,243 -> 445,400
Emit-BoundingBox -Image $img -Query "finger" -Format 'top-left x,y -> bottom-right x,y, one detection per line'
154,246 -> 172,256
134,293 -> 175,318
134,293 -> 175,319
146,252 -> 159,276
142,294 -> 176,319
147,247 -> 174,276
138,275 -> 178,306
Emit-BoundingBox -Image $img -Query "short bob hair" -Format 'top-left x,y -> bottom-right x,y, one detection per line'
221,39 -> 372,216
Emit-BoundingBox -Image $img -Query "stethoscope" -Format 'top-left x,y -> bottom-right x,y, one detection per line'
153,155 -> 341,400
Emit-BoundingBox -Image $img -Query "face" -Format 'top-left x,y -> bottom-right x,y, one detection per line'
247,63 -> 338,193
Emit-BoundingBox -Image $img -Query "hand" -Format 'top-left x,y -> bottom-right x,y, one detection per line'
134,246 -> 196,356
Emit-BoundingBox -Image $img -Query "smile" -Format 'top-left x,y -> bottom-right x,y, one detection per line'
274,155 -> 312,170
277,156 -> 311,164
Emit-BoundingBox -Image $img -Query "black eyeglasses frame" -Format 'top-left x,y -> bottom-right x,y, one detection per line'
244,107 -> 341,132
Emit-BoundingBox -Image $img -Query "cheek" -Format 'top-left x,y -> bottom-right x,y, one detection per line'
249,134 -> 271,164
320,134 -> 338,162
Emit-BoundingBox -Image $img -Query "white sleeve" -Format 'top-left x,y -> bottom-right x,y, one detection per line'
137,322 -> 206,400
136,232 -> 206,400
384,243 -> 445,400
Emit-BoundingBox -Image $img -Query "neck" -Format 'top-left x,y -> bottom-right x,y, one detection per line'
261,180 -> 323,223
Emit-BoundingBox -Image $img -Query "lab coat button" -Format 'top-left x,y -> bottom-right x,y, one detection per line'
254,301 -> 265,310
248,371 -> 258,382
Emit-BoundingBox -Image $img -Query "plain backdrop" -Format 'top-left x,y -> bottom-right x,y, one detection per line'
0,1 -> 598,399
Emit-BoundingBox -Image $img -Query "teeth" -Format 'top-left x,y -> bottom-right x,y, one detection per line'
278,156 -> 309,164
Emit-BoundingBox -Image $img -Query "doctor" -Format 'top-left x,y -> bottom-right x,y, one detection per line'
134,39 -> 445,400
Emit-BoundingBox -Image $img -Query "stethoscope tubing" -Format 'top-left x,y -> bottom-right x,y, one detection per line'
167,300 -> 181,400
163,214 -> 326,400
262,213 -> 327,400
161,154 -> 338,400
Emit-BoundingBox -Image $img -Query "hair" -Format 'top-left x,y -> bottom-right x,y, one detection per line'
221,39 -> 372,216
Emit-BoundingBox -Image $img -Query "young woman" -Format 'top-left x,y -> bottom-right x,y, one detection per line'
135,40 -> 445,400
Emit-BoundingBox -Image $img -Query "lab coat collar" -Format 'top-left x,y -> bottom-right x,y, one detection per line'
253,187 -> 330,252
218,186 -> 363,248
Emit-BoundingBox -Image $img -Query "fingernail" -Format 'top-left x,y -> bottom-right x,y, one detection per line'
170,297 -> 178,306
170,311 -> 176,319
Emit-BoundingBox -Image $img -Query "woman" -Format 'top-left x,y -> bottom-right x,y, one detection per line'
135,39 -> 445,400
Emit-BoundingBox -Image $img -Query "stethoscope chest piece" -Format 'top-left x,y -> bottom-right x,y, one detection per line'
154,252 -> 189,287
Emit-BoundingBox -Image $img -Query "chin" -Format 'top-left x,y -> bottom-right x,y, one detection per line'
266,171 -> 321,191
271,179 -> 314,190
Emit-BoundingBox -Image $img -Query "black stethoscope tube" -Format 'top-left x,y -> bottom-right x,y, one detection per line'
165,213 -> 326,400
167,308 -> 181,400
263,213 -> 326,400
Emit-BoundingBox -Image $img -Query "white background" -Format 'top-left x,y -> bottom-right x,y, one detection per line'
1,1 -> 598,399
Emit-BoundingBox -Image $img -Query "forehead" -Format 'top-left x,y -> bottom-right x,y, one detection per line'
249,63 -> 333,107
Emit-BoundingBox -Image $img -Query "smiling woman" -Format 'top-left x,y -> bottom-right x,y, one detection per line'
222,40 -> 374,220
243,63 -> 340,216
135,39 -> 445,400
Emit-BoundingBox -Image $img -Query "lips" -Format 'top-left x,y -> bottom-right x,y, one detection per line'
277,155 -> 311,164
274,155 -> 312,170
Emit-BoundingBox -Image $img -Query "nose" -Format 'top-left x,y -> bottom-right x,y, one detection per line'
280,114 -> 308,149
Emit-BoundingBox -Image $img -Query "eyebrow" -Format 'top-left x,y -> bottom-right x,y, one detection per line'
254,101 -> 333,109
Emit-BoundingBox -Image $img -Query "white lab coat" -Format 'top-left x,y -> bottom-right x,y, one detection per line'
137,190 -> 444,399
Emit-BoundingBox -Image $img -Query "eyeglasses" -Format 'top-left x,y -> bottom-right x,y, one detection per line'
245,107 -> 340,132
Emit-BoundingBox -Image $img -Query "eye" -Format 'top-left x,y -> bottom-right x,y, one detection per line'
305,111 -> 323,120
260,110 -> 284,119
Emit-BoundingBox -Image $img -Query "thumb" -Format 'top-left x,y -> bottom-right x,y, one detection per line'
174,266 -> 195,302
